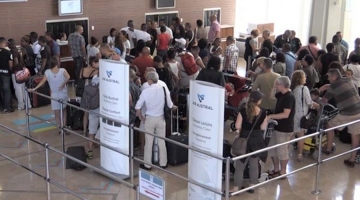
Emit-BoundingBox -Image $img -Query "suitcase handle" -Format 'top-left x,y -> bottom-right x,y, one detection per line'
170,109 -> 179,134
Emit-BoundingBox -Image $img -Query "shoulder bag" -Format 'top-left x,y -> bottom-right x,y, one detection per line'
300,86 -> 317,129
231,111 -> 261,156
162,87 -> 171,120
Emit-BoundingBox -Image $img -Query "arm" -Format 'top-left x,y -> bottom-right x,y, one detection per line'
39,58 -> 47,74
81,37 -> 86,58
235,113 -> 243,130
268,108 -> 291,120
29,75 -> 47,91
224,48 -> 230,72
59,69 -> 71,91
196,57 -> 205,69
252,77 -> 260,91
260,116 -> 268,131
214,47 -> 222,56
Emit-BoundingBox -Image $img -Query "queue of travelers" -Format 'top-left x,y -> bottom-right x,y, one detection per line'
1,14 -> 360,196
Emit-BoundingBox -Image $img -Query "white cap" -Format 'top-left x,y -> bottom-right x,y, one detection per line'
175,38 -> 186,47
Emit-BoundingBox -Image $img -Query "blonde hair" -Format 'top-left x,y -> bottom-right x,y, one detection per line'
251,29 -> 260,37
290,70 -> 305,90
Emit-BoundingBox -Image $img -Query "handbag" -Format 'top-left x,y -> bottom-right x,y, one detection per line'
231,112 -> 261,156
162,87 -> 171,120
300,86 -> 317,129
15,67 -> 31,84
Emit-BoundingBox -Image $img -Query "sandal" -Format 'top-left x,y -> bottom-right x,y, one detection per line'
267,170 -> 280,179
322,149 -> 332,155
297,154 -> 303,162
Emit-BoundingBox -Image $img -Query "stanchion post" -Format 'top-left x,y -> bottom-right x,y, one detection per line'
136,185 -> 140,200
59,100 -> 65,153
129,124 -> 134,184
312,129 -> 323,195
25,87 -> 31,137
44,143 -> 51,200
225,157 -> 230,200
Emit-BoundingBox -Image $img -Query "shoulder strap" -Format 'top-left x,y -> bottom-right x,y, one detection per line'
285,52 -> 296,60
308,46 -> 317,61
162,87 -> 169,108
346,65 -> 349,70
301,86 -> 304,115
246,111 -> 262,140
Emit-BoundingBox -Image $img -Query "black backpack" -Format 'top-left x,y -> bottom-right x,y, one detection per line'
66,146 -> 87,171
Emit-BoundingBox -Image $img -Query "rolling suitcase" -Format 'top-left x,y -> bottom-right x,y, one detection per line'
66,98 -> 84,130
66,146 -> 87,171
28,75 -> 51,108
166,110 -> 188,165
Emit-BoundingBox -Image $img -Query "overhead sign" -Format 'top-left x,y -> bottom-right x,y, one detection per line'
139,170 -> 165,200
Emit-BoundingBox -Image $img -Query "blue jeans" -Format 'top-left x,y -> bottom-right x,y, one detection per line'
73,57 -> 84,84
0,75 -> 11,109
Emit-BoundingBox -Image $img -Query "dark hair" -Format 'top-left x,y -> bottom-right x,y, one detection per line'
326,43 -> 335,52
282,43 -> 291,52
58,32 -> 66,40
153,55 -> 162,63
45,31 -> 55,40
160,25 -> 166,33
29,32 -> 38,43
258,47 -> 270,58
167,48 -> 176,59
174,17 -> 181,24
226,36 -> 235,42
127,20 -> 134,27
198,38 -> 208,49
7,38 -> 16,50
50,56 -> 58,68
196,20 -> 203,27
207,56 -> 221,71
332,35 -> 340,44
136,40 -> 146,53
349,54 -> 360,63
328,61 -> 344,74
0,37 -> 6,44
110,28 -> 117,36
276,52 -> 285,63
310,88 -> 320,96
191,46 -> 200,52
90,36 -> 98,45
89,56 -> 99,66
317,50 -> 326,57
303,55 -> 314,66
309,36 -> 317,44
120,30 -> 129,40
298,49 -> 310,61
38,36 -> 46,44
114,34 -> 125,54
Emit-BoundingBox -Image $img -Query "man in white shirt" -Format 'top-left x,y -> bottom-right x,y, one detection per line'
136,24 -> 152,44
135,71 -> 177,170
30,32 -> 41,70
158,20 -> 173,44
121,20 -> 138,49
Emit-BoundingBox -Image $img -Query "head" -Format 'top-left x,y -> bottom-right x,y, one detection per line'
210,15 -> 217,23
90,36 -> 98,46
127,20 -> 135,30
336,31 -> 343,40
174,17 -> 181,25
129,68 -> 136,81
0,37 -> 6,48
136,40 -> 146,53
213,37 -> 221,46
263,58 -> 273,71
250,29 -> 259,38
283,30 -> 291,40
290,30 -> 296,39
45,31 -> 55,42
355,38 -> 360,47
109,28 -> 117,37
88,56 -> 99,69
174,38 -> 186,51
198,38 -> 208,49
50,56 -> 59,69
196,20 -> 203,28
332,35 -> 340,44
349,54 -> 360,64
302,55 -> 314,67
7,39 -> 16,50
38,36 -> 47,46
159,19 -> 166,27
58,32 -> 67,41
145,67 -> 156,76
75,25 -> 84,34
99,43 -> 111,55
256,57 -> 266,70
20,36 -> 31,47
120,30 -> 129,40
327,69 -> 342,83
141,23 -> 147,31
159,25 -> 166,33
276,52 -> 285,63
206,56 -> 221,71
345,69 -> 353,78
310,88 -> 320,101
290,70 -> 306,89
246,91 -> 264,122
328,61 -> 344,74
262,30 -> 270,39
146,71 -> 159,85
275,76 -> 291,93
146,21 -> 152,29
29,32 -> 38,44
326,43 -> 335,53
258,47 -> 270,58
317,50 -> 326,57
153,56 -> 163,67
152,21 -> 158,29
185,23 -> 191,31
226,36 -> 235,46
298,49 -> 310,61
191,46 -> 200,56
142,47 -> 151,56
282,43 -> 291,52
309,36 -> 317,45
167,48 -> 176,60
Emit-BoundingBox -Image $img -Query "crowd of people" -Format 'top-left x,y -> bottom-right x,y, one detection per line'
1,14 -> 360,195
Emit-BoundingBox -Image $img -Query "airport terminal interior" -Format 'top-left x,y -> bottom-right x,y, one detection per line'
0,0 -> 360,200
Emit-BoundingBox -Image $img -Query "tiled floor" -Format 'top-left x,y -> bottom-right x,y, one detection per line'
0,61 -> 359,200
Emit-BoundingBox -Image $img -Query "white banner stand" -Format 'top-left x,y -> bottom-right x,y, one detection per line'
98,59 -> 130,178
188,80 -> 224,200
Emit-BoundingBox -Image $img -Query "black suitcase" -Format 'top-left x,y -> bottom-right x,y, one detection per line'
166,110 -> 188,165
66,146 -> 87,171
66,100 -> 84,130
28,75 -> 51,107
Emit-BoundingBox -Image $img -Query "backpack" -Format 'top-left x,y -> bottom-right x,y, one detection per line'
82,80 -> 100,110
179,53 -> 198,76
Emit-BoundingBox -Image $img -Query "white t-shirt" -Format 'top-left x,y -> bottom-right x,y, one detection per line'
86,44 -> 99,60
344,64 -> 360,87
123,40 -> 131,54
32,41 -> 41,55
107,36 -> 115,45
135,30 -> 151,42
168,61 -> 179,77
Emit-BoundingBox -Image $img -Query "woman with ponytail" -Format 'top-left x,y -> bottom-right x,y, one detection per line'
229,91 -> 268,194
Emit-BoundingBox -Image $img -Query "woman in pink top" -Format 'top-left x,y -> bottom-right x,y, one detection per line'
157,25 -> 170,60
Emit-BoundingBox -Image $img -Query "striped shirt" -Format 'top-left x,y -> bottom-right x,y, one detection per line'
224,43 -> 239,73
324,77 -> 360,115
68,32 -> 85,57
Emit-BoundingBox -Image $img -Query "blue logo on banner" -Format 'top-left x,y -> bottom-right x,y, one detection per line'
106,70 -> 112,78
197,94 -> 204,103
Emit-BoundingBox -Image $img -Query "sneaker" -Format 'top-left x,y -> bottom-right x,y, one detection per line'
87,151 -> 93,159
140,164 -> 151,171
3,108 -> 14,113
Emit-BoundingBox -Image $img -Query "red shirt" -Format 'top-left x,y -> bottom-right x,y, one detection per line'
132,56 -> 154,83
157,33 -> 170,50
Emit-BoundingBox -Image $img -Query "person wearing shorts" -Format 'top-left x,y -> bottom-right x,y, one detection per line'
320,69 -> 360,167
267,76 -> 296,178
86,75 -> 100,159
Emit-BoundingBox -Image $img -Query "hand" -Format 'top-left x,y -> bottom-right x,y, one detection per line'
140,115 -> 146,122
267,114 -> 273,119
58,84 -> 65,91
319,84 -> 330,92
172,105 -> 178,111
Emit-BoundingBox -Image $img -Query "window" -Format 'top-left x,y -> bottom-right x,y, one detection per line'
203,8 -> 221,27
344,0 -> 360,51
145,11 -> 178,27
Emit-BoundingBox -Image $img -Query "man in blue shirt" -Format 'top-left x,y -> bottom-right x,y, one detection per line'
282,43 -> 296,78
336,31 -> 349,50
45,31 -> 60,66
